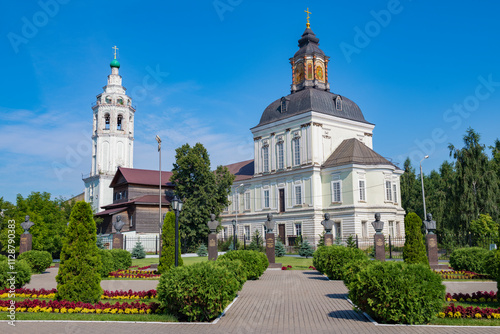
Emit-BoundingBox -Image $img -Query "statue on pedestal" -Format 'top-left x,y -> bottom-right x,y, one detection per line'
113,215 -> 125,233
321,213 -> 334,234
371,213 -> 384,235
207,213 -> 219,233
21,215 -> 34,234
264,213 -> 275,233
423,213 -> 437,234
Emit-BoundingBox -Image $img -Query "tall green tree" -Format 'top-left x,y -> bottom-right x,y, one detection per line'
448,128 -> 499,235
171,143 -> 235,251
400,158 -> 420,215
55,201 -> 102,303
158,211 -> 183,272
403,212 -> 428,265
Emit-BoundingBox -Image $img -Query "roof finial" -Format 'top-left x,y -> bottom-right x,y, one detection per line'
305,8 -> 311,29
112,45 -> 119,60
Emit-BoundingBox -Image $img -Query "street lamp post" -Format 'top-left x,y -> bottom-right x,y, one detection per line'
232,219 -> 236,250
172,195 -> 183,267
420,155 -> 429,219
155,135 -> 162,255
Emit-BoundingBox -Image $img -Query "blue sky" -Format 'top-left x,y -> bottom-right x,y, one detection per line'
1,0 -> 500,203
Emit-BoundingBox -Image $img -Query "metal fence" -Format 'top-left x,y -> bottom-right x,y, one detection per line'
96,234 -> 160,254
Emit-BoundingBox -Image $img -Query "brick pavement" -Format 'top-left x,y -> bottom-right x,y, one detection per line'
2,270 -> 499,334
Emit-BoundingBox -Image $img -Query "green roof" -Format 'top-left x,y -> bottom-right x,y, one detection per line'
110,59 -> 120,68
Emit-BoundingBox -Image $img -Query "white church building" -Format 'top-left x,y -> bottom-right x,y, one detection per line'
219,24 -> 406,246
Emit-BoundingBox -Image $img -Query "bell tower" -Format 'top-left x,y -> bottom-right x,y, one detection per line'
83,47 -> 135,213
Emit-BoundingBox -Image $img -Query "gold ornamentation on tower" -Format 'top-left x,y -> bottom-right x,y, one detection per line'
305,8 -> 311,29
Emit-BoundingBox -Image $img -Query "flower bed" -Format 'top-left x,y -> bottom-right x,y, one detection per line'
0,299 -> 160,314
108,269 -> 160,279
446,291 -> 497,303
435,270 -> 492,280
439,303 -> 500,319
0,288 -> 157,300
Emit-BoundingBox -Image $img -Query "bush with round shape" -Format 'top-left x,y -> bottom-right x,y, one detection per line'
18,250 -> 52,274
449,247 -> 489,273
159,211 -> 183,273
218,250 -> 268,280
342,258 -> 371,286
131,241 -> 146,259
109,249 -> 132,271
98,249 -> 115,278
312,245 -> 367,280
215,258 -> 247,289
0,259 -> 32,289
55,201 -> 102,303
403,212 -> 428,265
347,261 -> 445,324
157,261 -> 240,321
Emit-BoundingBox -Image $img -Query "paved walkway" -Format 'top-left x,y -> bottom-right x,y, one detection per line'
2,270 -> 499,333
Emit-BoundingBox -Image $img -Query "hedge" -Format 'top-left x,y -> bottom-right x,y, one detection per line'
98,249 -> 115,278
217,250 -> 268,280
0,259 -> 32,289
449,247 -> 489,274
215,258 -> 247,290
109,249 -> 132,271
312,245 -> 368,280
18,250 -> 52,274
347,261 -> 445,324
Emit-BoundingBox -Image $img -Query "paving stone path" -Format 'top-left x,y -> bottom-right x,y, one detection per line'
1,269 -> 499,333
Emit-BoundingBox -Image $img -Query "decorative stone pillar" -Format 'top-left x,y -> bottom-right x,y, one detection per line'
372,213 -> 385,261
321,213 -> 334,246
424,213 -> 439,268
207,214 -> 219,261
264,214 -> 281,268
20,215 -> 34,254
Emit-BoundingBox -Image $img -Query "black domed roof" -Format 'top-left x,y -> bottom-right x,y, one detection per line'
254,88 -> 371,128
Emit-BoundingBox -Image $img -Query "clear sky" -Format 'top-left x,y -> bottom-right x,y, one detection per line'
1,0 -> 500,203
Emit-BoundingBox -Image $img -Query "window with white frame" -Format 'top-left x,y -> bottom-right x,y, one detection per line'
334,222 -> 341,238
385,180 -> 392,201
294,184 -> 302,205
388,221 -> 395,238
223,227 -> 228,240
244,191 -> 251,211
277,142 -> 284,169
293,137 -> 301,165
393,184 -> 398,203
396,221 -> 401,237
331,180 -> 342,203
262,146 -> 269,172
244,225 -> 250,240
263,189 -> 270,208
361,221 -> 367,238
359,180 -> 366,201
295,223 -> 302,236
233,193 -> 238,212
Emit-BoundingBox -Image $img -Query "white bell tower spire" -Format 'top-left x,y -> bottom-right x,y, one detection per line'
83,47 -> 135,213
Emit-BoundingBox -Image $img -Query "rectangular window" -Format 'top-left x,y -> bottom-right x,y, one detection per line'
361,221 -> 367,238
293,138 -> 301,165
393,184 -> 398,203
359,180 -> 366,201
385,180 -> 392,201
389,221 -> 395,238
277,142 -> 284,169
396,221 -> 401,237
264,189 -> 270,208
263,146 -> 269,172
334,222 -> 341,238
244,191 -> 251,211
244,226 -> 250,241
332,180 -> 342,203
233,194 -> 239,212
223,227 -> 228,240
295,223 -> 302,236
294,185 -> 302,205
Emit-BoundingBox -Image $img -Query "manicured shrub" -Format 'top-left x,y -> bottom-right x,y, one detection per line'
312,245 -> 367,280
56,201 -> 102,303
347,261 -> 445,324
131,241 -> 146,259
484,250 -> 500,281
196,243 -> 208,257
215,258 -> 247,289
0,254 -> 8,262
341,258 -> 371,286
275,239 -> 286,257
109,249 -> 132,271
403,212 -> 428,265
299,240 -> 314,258
98,249 -> 114,278
158,211 -> 183,273
218,250 -> 268,280
157,261 -> 240,321
0,259 -> 32,289
449,247 -> 489,273
18,250 -> 52,274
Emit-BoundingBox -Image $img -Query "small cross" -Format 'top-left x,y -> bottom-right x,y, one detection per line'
112,45 -> 119,59
305,8 -> 311,28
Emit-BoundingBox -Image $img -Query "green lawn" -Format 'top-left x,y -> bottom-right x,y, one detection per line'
131,255 -> 208,267
276,256 -> 313,269
430,318 -> 500,326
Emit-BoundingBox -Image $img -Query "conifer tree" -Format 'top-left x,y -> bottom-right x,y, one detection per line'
299,240 -> 314,258
196,243 -> 208,257
55,201 -> 102,303
403,212 -> 428,266
158,211 -> 183,272
131,241 -> 146,259
248,229 -> 264,252
275,239 -> 286,257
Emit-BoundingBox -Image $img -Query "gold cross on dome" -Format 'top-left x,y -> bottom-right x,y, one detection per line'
305,8 -> 311,28
112,45 -> 119,59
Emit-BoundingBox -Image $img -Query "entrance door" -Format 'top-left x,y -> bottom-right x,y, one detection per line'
279,189 -> 285,213
278,224 -> 286,244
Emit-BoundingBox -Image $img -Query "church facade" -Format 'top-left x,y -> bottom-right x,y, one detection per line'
219,25 -> 405,246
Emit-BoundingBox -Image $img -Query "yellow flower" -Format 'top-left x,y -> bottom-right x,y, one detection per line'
475,313 -> 482,319
139,309 -> 145,314
54,309 -> 60,313
68,309 -> 74,313
96,309 -> 102,314
61,308 -> 67,313
110,309 -> 117,314
438,312 -> 445,318
454,311 -> 461,318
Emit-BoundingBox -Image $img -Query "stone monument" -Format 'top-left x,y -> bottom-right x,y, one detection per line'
207,214 -> 219,261
423,213 -> 439,268
112,215 -> 124,249
321,213 -> 334,246
372,213 -> 385,261
264,214 -> 281,268
20,215 -> 34,254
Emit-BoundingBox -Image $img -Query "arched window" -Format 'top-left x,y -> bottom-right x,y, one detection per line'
105,96 -> 111,104
280,97 -> 287,113
117,115 -> 123,130
117,97 -> 124,105
104,114 -> 110,130
335,96 -> 342,111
